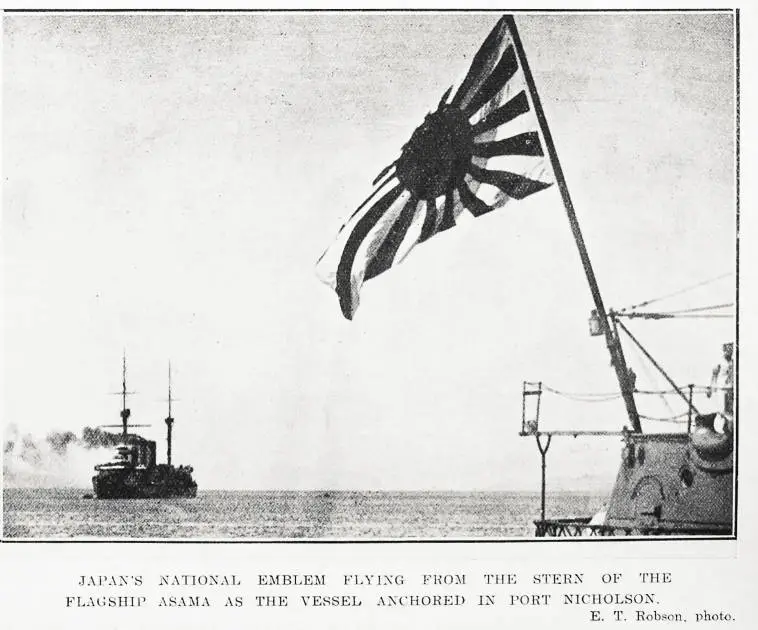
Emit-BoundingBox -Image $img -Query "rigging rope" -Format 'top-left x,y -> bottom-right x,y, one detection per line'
630,338 -> 676,416
637,386 -> 712,395
619,312 -> 733,320
541,385 -> 622,402
615,319 -> 702,417
619,272 -> 733,312
662,302 -> 734,314
638,412 -> 689,423
655,314 -> 733,319
541,385 -> 713,398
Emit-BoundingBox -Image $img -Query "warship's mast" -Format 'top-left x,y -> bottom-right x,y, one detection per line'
508,16 -> 641,432
120,352 -> 131,438
165,362 -> 174,466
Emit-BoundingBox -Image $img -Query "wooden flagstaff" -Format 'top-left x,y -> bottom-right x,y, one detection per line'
506,15 -> 642,433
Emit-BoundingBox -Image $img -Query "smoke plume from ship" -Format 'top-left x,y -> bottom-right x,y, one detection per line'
3,424 -> 121,488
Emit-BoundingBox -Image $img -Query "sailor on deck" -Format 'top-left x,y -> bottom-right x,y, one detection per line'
707,342 -> 734,423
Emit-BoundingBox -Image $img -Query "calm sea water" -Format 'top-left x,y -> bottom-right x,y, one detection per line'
2,489 -> 606,539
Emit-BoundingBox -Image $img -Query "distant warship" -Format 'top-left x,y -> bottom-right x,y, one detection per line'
92,358 -> 197,499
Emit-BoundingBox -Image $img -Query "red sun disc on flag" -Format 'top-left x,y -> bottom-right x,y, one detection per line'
395,107 -> 474,200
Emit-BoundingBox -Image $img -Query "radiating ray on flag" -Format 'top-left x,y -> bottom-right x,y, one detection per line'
472,132 -> 545,158
317,15 -> 555,319
439,187 -> 459,232
467,162 -> 552,200
365,197 -> 419,281
315,175 -> 402,285
458,180 -> 495,217
335,186 -> 412,318
471,91 -> 530,136
418,199 -> 439,243
462,46 -> 519,118
451,18 -> 510,110
394,200 -> 429,264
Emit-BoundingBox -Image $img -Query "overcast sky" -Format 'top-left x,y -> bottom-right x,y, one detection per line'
3,11 -> 736,491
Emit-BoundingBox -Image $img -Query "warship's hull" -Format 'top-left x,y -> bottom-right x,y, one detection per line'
92,465 -> 197,499
535,415 -> 734,537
